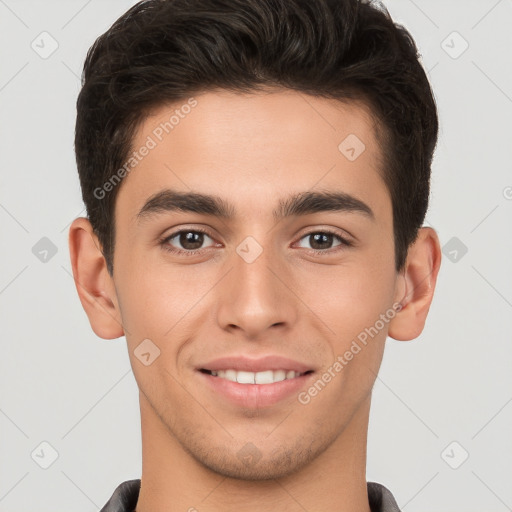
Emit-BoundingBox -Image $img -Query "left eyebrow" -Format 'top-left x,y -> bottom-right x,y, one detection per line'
136,188 -> 375,223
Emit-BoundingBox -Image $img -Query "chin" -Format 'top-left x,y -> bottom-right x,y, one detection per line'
184,435 -> 322,481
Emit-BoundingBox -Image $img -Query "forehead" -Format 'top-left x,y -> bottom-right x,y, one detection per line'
115,88 -> 389,224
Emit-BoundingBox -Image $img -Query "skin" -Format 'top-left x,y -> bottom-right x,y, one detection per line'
69,88 -> 441,512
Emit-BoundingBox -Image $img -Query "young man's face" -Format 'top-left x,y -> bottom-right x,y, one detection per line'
71,88 -> 439,480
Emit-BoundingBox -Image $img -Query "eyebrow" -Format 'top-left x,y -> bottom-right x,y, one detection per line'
136,188 -> 375,223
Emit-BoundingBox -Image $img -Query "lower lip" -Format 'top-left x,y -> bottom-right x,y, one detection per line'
197,370 -> 314,408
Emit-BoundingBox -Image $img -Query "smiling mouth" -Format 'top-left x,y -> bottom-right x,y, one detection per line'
199,368 -> 314,384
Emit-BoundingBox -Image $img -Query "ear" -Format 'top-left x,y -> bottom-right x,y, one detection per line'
68,217 -> 124,340
388,227 -> 442,341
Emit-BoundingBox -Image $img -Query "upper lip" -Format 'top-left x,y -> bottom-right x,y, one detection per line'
197,355 -> 314,373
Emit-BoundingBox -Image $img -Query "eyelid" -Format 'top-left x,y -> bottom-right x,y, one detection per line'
295,225 -> 355,243
293,228 -> 354,253
160,225 -> 355,257
161,224 -> 354,242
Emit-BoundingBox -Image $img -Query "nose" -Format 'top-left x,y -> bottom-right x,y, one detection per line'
215,239 -> 298,340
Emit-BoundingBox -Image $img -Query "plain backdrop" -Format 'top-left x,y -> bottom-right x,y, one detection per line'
0,0 -> 511,510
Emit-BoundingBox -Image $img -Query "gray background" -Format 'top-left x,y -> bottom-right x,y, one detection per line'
0,0 -> 511,510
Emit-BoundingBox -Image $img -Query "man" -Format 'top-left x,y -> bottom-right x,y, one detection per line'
68,0 -> 441,510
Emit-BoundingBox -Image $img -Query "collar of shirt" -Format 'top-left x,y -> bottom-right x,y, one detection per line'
99,479 -> 402,512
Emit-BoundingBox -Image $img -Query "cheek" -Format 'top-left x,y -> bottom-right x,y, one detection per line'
299,254 -> 397,343
114,252 -> 217,375
118,268 -> 198,338
301,259 -> 395,407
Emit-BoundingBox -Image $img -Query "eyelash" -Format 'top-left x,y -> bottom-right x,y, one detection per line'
158,227 -> 353,257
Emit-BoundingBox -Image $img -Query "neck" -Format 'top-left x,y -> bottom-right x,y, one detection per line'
135,392 -> 372,512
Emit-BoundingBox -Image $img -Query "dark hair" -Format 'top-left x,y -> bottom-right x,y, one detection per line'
74,0 -> 438,275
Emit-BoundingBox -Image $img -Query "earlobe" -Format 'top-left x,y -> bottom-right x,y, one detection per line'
388,227 -> 442,341
68,217 -> 125,340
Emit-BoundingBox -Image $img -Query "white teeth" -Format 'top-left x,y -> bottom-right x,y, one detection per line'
255,370 -> 274,384
273,369 -> 286,382
211,369 -> 304,384
225,369 -> 237,381
236,371 -> 255,384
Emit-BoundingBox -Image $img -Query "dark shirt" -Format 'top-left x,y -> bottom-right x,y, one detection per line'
100,479 -> 401,511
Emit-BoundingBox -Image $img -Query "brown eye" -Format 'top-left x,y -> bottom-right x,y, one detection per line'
161,229 -> 216,254
296,231 -> 352,253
